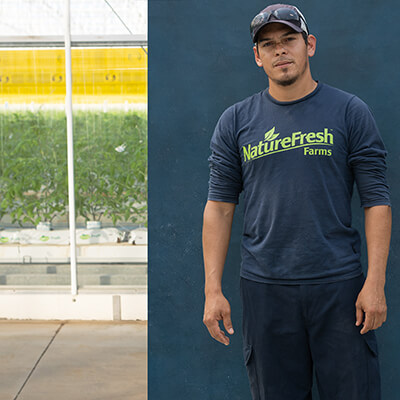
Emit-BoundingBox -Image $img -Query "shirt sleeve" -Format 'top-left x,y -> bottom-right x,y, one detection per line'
207,106 -> 243,204
346,96 -> 391,208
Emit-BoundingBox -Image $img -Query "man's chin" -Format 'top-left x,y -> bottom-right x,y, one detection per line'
275,76 -> 298,87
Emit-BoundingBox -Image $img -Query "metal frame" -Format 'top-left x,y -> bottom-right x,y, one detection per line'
65,0 -> 78,296
0,34 -> 147,48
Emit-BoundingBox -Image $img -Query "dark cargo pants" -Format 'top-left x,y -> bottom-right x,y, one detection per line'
241,275 -> 381,400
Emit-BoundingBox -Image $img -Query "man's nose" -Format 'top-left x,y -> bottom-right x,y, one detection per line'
274,41 -> 287,56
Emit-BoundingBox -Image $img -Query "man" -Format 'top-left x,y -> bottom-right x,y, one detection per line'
202,4 -> 391,399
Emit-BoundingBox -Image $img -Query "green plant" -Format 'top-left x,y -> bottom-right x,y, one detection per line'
74,110 -> 147,225
0,110 -> 67,225
0,109 -> 147,226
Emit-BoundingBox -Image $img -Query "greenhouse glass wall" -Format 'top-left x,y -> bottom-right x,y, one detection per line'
0,0 -> 147,293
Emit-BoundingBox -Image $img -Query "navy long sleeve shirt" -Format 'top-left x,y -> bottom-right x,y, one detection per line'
208,82 -> 390,284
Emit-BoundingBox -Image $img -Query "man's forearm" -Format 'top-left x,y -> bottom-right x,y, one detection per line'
202,200 -> 236,295
355,205 -> 391,334
364,205 -> 392,286
202,200 -> 236,345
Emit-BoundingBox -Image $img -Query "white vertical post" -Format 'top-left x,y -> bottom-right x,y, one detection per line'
65,0 -> 78,295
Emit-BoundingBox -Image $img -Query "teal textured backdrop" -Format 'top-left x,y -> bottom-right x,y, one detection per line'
149,1 -> 399,398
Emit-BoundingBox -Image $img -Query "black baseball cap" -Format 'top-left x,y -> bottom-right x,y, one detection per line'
250,4 -> 309,43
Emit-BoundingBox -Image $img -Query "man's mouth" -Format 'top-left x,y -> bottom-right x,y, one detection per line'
274,60 -> 293,68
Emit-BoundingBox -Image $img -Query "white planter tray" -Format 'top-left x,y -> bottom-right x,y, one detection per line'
0,243 -> 147,264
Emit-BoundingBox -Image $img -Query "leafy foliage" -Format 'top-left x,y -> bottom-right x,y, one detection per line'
0,110 -> 147,226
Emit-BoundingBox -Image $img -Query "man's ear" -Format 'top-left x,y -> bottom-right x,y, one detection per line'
307,34 -> 317,57
253,45 -> 263,67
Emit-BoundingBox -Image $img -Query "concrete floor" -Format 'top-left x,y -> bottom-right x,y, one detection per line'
0,320 -> 147,400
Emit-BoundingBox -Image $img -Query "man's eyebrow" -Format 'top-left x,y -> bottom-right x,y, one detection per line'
258,31 -> 298,42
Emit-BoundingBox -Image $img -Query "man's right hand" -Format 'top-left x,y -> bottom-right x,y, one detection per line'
203,292 -> 234,346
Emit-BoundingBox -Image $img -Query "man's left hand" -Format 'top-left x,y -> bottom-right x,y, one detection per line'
355,279 -> 387,335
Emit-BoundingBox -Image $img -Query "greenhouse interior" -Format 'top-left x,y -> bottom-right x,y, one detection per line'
0,0 -> 147,320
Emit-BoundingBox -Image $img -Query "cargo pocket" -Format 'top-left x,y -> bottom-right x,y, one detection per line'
364,332 -> 378,357
363,332 -> 381,400
243,344 -> 260,400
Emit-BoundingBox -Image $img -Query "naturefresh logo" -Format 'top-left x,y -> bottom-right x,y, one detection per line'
242,126 -> 334,162
0,237 -> 9,243
264,126 -> 279,142
40,235 -> 50,242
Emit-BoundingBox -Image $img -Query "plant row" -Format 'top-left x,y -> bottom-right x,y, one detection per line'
0,110 -> 147,226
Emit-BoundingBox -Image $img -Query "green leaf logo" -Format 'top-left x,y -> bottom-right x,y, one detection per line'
264,127 -> 280,141
0,237 -> 9,243
80,234 -> 91,240
40,235 -> 50,242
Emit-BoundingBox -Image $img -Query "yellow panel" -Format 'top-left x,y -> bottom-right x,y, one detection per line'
0,47 -> 147,104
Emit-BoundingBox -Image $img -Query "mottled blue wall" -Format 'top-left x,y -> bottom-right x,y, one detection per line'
148,1 -> 400,399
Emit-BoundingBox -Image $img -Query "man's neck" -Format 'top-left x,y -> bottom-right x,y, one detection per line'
268,75 -> 317,102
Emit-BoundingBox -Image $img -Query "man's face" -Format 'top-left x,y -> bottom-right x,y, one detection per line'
253,23 -> 316,87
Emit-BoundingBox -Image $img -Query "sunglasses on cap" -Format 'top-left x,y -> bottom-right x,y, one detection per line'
250,7 -> 309,43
